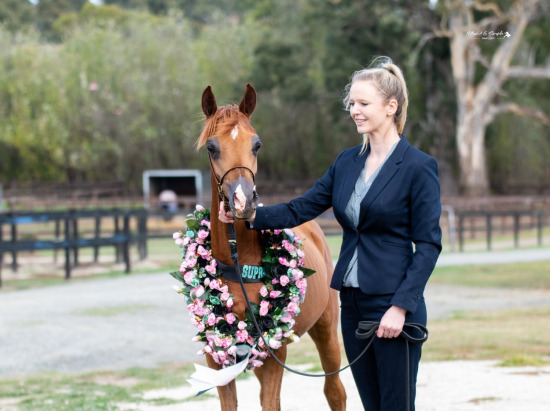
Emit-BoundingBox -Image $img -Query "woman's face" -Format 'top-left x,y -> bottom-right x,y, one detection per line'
348,80 -> 394,136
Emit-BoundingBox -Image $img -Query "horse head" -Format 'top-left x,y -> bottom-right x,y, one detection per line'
197,84 -> 261,220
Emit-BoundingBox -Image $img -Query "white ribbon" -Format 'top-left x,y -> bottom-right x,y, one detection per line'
186,353 -> 251,396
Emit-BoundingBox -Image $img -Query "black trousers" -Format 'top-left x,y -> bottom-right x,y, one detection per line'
340,287 -> 426,411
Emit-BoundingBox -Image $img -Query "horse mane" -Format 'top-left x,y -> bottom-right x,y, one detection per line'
196,104 -> 255,150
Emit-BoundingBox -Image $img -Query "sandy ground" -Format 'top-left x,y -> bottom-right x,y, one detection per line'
117,360 -> 550,410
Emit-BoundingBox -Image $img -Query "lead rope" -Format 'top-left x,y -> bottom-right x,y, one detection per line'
226,222 -> 428,399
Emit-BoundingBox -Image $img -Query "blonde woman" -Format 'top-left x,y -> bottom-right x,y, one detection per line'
220,57 -> 442,410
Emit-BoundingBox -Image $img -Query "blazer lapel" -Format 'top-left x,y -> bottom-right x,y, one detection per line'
337,147 -> 367,215
358,137 -> 410,223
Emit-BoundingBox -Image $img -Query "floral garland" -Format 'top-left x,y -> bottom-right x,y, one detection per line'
171,205 -> 314,370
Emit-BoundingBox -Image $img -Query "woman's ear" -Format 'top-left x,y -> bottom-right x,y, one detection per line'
386,99 -> 398,116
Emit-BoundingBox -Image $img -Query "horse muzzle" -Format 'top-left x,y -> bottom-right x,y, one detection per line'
227,179 -> 258,220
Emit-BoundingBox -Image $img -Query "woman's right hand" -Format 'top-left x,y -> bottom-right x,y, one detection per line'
218,201 -> 257,225
218,201 -> 235,223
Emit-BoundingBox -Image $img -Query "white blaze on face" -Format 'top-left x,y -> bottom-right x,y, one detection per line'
231,126 -> 239,140
234,184 -> 246,212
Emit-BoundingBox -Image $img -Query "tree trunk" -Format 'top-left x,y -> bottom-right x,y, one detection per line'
456,110 -> 489,196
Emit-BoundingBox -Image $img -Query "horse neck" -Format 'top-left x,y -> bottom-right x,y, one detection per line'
210,178 -> 263,266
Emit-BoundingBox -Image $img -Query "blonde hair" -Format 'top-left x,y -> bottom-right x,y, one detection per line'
343,57 -> 408,153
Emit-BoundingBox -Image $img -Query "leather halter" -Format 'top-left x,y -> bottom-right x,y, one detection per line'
208,154 -> 258,217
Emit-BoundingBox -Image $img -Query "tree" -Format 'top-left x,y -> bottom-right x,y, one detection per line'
430,0 -> 550,196
0,0 -> 35,32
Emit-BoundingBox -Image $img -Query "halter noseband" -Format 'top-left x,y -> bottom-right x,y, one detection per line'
208,154 -> 258,218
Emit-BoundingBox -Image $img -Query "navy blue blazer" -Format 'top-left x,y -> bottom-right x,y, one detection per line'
253,137 -> 442,314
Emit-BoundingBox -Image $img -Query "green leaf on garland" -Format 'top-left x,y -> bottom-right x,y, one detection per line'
186,218 -> 200,231
169,270 -> 185,283
245,302 -> 260,321
301,267 -> 316,277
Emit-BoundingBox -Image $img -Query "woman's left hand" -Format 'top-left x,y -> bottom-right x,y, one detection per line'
377,305 -> 407,339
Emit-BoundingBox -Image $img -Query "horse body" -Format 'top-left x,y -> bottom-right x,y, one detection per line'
197,84 -> 346,410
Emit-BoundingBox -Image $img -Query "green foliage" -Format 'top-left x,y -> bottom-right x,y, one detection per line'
0,1 -> 549,194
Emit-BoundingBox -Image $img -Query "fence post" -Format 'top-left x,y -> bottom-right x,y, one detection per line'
10,217 -> 17,273
537,211 -> 543,247
513,212 -> 520,248
123,214 -> 131,274
114,212 -> 122,263
54,218 -> 60,264
94,214 -> 101,262
458,213 -> 464,252
72,212 -> 79,266
64,215 -> 71,280
138,211 -> 148,260
486,213 -> 492,251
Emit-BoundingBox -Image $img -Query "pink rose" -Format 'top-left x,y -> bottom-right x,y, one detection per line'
205,264 -> 217,275
226,313 -> 236,324
286,302 -> 298,316
183,271 -> 194,285
269,338 -> 282,349
197,245 -> 210,259
296,278 -> 307,290
269,290 -> 282,299
251,359 -> 264,369
280,275 -> 290,286
197,229 -> 209,240
236,330 -> 248,343
259,300 -> 270,316
206,313 -> 216,326
192,285 -> 205,298
291,269 -> 303,280
260,286 -> 268,297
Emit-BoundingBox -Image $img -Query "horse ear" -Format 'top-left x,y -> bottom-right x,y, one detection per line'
239,83 -> 257,118
202,86 -> 218,118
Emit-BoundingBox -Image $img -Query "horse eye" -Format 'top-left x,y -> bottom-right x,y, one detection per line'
252,137 -> 262,156
206,139 -> 220,159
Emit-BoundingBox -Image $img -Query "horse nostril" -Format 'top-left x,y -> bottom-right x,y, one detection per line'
233,184 -> 247,212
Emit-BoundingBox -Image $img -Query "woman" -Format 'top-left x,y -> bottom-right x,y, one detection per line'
219,57 -> 442,410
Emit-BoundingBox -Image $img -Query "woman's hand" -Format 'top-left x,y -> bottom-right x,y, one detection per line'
218,201 -> 235,223
218,201 -> 257,224
377,305 -> 406,339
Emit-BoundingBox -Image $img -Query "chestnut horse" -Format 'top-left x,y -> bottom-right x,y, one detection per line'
196,84 -> 346,410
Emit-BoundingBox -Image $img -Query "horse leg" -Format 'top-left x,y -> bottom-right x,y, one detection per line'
307,291 -> 347,411
206,355 -> 238,410
253,345 -> 287,411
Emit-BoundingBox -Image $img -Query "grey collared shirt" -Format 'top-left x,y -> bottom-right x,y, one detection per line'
342,142 -> 398,287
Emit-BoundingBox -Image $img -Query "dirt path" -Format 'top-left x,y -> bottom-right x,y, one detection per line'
1,248 -> 550,409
